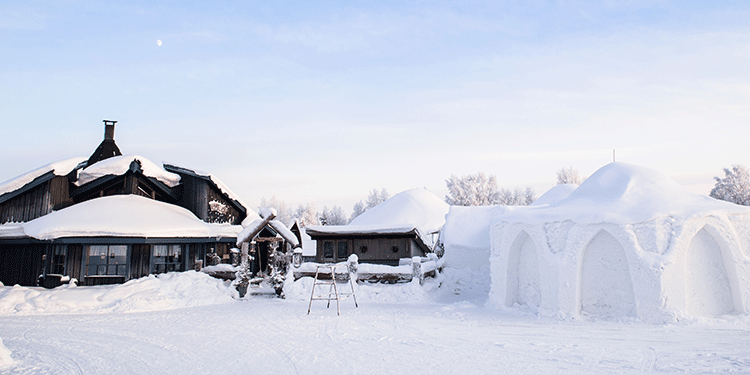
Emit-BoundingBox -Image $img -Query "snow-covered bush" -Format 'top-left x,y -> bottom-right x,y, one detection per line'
556,166 -> 584,185
710,165 -> 750,206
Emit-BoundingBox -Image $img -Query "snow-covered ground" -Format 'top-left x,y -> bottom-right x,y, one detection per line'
1,272 -> 749,374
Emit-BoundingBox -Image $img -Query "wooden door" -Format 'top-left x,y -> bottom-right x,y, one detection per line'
130,244 -> 151,280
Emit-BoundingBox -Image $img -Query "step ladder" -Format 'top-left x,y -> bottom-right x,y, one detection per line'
307,264 -> 358,315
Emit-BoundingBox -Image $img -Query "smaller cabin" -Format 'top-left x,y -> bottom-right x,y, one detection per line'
305,226 -> 431,266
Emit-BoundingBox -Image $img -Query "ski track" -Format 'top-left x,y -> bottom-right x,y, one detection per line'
2,299 -> 750,374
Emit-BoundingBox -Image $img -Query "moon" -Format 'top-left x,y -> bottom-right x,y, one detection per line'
156,39 -> 162,47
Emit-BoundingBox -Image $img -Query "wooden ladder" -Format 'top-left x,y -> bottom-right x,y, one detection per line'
307,264 -> 358,315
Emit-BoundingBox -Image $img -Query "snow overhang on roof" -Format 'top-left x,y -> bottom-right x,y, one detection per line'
1,195 -> 241,240
75,155 -> 181,188
305,224 -> 421,238
0,157 -> 87,203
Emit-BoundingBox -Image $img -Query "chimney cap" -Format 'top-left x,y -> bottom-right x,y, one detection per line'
103,119 -> 117,125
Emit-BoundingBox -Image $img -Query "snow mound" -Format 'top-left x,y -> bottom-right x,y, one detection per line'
75,155 -> 181,187
17,195 -> 241,240
284,277 -> 430,304
0,337 -> 12,370
0,271 -> 237,315
0,157 -> 86,197
350,188 -> 449,246
504,162 -> 749,224
530,184 -> 577,206
438,205 -> 498,304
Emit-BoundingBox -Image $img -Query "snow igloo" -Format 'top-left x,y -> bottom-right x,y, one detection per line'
489,162 -> 750,321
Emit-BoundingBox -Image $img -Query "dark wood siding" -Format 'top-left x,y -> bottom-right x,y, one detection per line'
0,245 -> 46,286
174,174 -> 243,225
0,176 -> 73,223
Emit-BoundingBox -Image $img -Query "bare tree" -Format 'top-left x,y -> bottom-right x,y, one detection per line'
710,165 -> 750,206
556,166 -> 584,185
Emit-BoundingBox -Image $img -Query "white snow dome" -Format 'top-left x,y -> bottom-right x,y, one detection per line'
350,188 -> 450,248
490,162 -> 750,322
530,184 -> 578,206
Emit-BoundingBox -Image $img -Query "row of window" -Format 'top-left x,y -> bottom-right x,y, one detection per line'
322,240 -> 403,261
50,244 -> 188,277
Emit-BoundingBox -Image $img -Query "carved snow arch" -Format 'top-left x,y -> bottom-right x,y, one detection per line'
685,227 -> 736,317
506,230 -> 541,308
579,230 -> 636,317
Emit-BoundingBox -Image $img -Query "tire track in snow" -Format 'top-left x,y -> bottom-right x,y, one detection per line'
639,347 -> 656,372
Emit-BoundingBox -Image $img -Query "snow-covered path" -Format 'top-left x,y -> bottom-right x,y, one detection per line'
2,298 -> 749,374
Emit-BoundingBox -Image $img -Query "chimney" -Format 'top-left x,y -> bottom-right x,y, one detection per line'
103,120 -> 117,140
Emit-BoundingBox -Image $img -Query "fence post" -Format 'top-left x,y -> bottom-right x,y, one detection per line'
411,256 -> 422,284
347,254 -> 359,283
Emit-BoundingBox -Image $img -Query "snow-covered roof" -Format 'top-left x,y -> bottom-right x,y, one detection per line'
306,224 -> 420,237
0,157 -> 86,197
346,188 -> 450,247
530,183 -> 578,206
236,218 -> 300,247
496,162 -> 750,225
0,195 -> 241,240
75,155 -> 181,188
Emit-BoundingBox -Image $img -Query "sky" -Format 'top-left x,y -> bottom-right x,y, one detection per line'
2,1 -> 749,214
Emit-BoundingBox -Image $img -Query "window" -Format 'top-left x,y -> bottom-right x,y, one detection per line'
337,241 -> 348,260
153,244 -> 183,273
50,245 -> 66,274
323,241 -> 334,259
87,245 -> 127,276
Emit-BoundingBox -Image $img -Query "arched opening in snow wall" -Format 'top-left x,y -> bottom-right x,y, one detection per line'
579,230 -> 636,317
686,227 -> 736,317
506,230 -> 541,308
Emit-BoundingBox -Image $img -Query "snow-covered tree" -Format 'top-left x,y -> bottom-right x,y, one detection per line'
710,165 -> 750,206
207,200 -> 234,224
293,203 -> 318,227
319,206 -> 347,225
350,200 -> 366,223
445,172 -> 500,206
557,166 -> 584,185
366,188 -> 390,209
496,187 -> 535,206
259,196 -> 292,224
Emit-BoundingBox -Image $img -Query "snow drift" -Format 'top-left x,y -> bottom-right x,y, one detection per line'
0,271 -> 237,315
489,162 -> 750,321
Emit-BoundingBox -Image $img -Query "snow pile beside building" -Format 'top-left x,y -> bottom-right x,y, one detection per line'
490,162 -> 750,321
284,276 -> 431,304
437,205 -> 499,303
0,271 -> 237,315
18,195 -> 241,239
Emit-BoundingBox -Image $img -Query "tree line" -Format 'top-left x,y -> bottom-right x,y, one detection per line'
256,164 -> 750,228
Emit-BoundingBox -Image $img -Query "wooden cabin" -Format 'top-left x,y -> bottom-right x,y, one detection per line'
0,120 -> 249,287
304,226 -> 431,266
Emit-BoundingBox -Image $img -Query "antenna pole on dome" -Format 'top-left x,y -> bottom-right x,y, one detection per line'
613,149 -> 616,162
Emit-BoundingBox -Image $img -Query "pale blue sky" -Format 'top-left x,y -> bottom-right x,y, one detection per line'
2,1 -> 749,212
